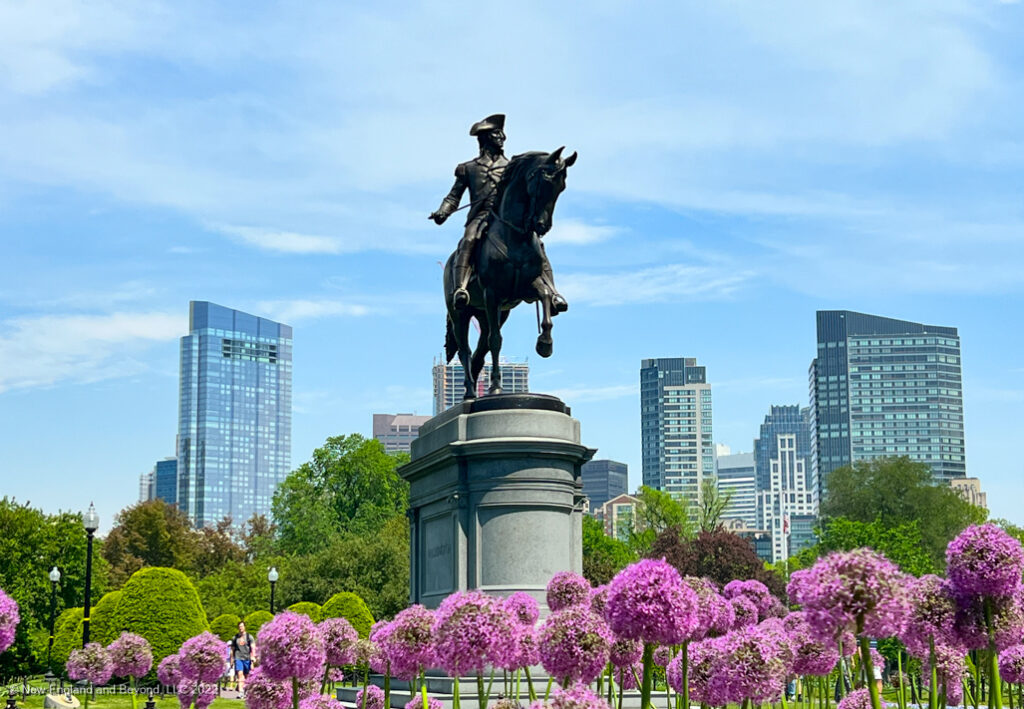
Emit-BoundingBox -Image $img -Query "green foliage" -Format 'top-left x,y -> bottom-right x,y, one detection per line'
286,602 -> 321,622
243,611 -> 274,634
628,486 -> 694,555
698,478 -> 733,533
0,498 -> 110,677
321,592 -> 375,638
50,607 -> 84,673
210,613 -> 242,641
821,457 -> 987,568
272,434 -> 409,555
195,559 -> 283,621
582,515 -> 636,586
90,590 -> 123,645
796,517 -> 936,576
111,567 -> 209,663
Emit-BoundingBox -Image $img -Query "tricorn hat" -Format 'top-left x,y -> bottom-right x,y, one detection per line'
470,113 -> 505,136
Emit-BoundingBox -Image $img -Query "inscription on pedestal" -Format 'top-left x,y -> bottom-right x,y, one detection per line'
422,515 -> 455,595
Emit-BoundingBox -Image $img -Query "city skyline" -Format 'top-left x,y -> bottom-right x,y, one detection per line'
3,2 -> 1022,528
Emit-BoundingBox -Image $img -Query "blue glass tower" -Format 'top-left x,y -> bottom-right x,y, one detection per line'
177,301 -> 292,528
809,310 -> 965,499
754,405 -> 813,493
154,457 -> 178,504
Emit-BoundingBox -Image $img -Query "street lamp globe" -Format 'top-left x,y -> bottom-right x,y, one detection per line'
268,567 -> 279,583
49,567 -> 60,583
83,503 -> 99,533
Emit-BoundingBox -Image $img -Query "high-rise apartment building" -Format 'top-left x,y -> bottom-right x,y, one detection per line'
581,459 -> 629,513
640,357 -> 713,501
714,449 -> 757,529
177,301 -> 292,528
809,311 -> 965,498
373,413 -> 431,454
139,470 -> 154,503
432,356 -> 529,414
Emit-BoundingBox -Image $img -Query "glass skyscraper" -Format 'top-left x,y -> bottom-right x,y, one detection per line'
432,356 -> 529,414
581,459 -> 629,513
809,310 -> 965,499
640,357 -> 713,501
177,301 -> 292,528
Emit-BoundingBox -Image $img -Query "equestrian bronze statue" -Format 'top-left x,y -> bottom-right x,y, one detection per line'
430,114 -> 576,401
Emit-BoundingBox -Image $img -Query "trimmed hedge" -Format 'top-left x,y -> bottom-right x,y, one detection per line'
286,602 -> 321,622
51,607 -> 84,672
111,567 -> 209,663
90,591 -> 123,646
320,592 -> 374,638
210,613 -> 242,642
243,610 -> 273,634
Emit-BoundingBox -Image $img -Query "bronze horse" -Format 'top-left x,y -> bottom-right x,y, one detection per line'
443,147 -> 577,400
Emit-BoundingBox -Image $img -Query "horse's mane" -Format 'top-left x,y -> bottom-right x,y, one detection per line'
494,151 -> 548,207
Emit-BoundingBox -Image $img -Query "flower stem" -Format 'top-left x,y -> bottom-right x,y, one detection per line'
682,640 -> 690,709
641,643 -> 655,709
384,671 -> 391,709
524,667 -> 536,703
453,676 -> 460,709
858,636 -> 881,709
931,637 -> 939,709
897,648 -> 906,709
293,676 -> 300,709
477,672 -> 486,709
986,599 -> 1003,709
421,681 -> 429,709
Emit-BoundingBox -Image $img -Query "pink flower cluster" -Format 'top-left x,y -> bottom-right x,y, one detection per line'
546,572 -> 591,612
784,612 -> 840,676
157,654 -> 183,686
244,667 -> 290,709
999,645 -> 1024,684
378,605 -> 436,681
900,575 -> 958,657
0,589 -> 19,654
298,695 -> 345,709
320,617 -> 358,667
531,685 -> 607,709
947,524 -> 1024,598
609,637 -> 641,668
67,642 -> 113,686
404,694 -> 443,709
177,679 -> 217,709
684,576 -> 731,639
537,605 -> 613,684
729,596 -> 758,629
836,688 -> 871,709
504,592 -> 541,626
353,684 -> 385,709
179,631 -> 229,683
589,586 -> 608,617
108,632 -> 153,679
431,590 -> 513,676
604,559 -> 698,645
258,611 -> 327,682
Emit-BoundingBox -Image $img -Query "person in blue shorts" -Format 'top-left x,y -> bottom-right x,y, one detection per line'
231,621 -> 257,697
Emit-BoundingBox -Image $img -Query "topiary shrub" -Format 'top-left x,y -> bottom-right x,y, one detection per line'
90,590 -> 123,646
320,592 -> 374,638
111,567 -> 209,663
51,607 -> 84,672
286,602 -> 321,622
210,613 -> 242,642
243,610 -> 273,634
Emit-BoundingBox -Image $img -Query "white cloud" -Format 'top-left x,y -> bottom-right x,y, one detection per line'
254,299 -> 371,323
560,264 -> 754,306
0,311 -> 181,392
214,224 -> 348,255
544,220 -> 620,246
546,384 -> 638,403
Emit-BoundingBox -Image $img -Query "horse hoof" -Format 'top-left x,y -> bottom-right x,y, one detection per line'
536,339 -> 553,358
464,392 -> 476,401
488,386 -> 503,396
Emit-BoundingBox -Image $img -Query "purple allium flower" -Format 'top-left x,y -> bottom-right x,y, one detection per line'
368,620 -> 392,673
258,611 -> 327,682
614,661 -> 642,690
354,684 -> 385,709
682,577 -> 728,640
108,632 -> 153,679
298,695 -> 345,709
705,620 -> 793,704
0,589 -> 19,654
177,679 -> 217,709
709,593 -> 735,635
667,637 -> 726,705
589,586 -> 609,617
784,612 -> 839,676
652,645 -> 672,667
67,643 -> 113,686
836,688 -> 871,709
605,559 -> 699,645
609,638 -> 642,668
353,637 -> 381,667
533,685 -> 608,709
501,624 -> 540,671
788,549 -> 909,641
953,589 -> 1024,651
900,575 -> 958,658
547,572 -> 591,612
379,605 -> 436,681
157,654 -> 183,686
404,695 -> 444,709
327,668 -> 345,683
999,645 -> 1024,684
432,590 -> 514,676
244,667 -> 289,709
490,699 -> 525,709
504,592 -> 541,626
723,580 -> 776,619
537,605 -> 613,685
320,617 -> 359,667
730,596 -> 758,629
179,631 -> 229,683
923,643 -> 967,703
947,524 -> 1024,599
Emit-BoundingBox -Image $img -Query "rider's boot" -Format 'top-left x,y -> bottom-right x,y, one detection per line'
453,243 -> 472,310
541,258 -> 568,314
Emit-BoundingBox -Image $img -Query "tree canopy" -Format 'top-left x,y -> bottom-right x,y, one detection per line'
582,515 -> 636,586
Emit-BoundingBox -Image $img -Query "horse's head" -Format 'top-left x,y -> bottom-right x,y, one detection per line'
525,147 -> 577,236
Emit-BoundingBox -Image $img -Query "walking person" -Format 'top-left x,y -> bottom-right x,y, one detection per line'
231,621 -> 257,698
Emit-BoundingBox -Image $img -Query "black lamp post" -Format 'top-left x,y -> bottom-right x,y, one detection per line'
44,566 -> 61,680
268,567 -> 279,613
82,503 -> 99,647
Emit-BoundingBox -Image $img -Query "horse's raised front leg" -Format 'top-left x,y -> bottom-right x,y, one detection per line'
533,279 -> 554,358
482,290 -> 503,395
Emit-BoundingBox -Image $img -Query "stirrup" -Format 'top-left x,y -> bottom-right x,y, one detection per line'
552,293 -> 568,313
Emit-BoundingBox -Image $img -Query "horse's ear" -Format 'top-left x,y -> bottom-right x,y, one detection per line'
548,146 -> 564,164
564,151 -> 578,167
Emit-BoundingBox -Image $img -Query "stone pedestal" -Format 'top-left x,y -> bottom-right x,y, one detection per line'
399,393 -> 595,610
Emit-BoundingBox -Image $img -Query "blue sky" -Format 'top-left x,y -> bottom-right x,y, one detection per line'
1,1 -> 1023,529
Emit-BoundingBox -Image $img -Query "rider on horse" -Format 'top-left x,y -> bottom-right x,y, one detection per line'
430,114 -> 568,314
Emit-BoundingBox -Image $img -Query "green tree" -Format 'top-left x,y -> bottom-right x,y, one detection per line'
210,613 -> 242,641
582,515 -> 636,586
286,602 -> 322,622
102,500 -> 199,585
698,478 -> 733,533
50,607 -> 84,674
111,567 -> 208,663
194,518 -> 246,577
321,592 -> 375,638
240,514 -> 278,561
628,486 -> 693,555
272,435 -> 409,555
89,590 -> 123,646
243,610 -> 274,634
796,517 -> 936,576
195,559 -> 285,620
821,457 -> 987,567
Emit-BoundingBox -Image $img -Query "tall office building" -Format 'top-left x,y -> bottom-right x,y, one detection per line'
139,470 -> 154,503
432,356 -> 529,414
154,457 -> 178,504
581,459 -> 629,513
640,357 -> 713,501
373,413 -> 431,454
809,310 -> 965,499
177,301 -> 293,528
714,449 -> 756,529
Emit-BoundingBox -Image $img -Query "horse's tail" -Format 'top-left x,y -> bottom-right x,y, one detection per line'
445,315 -> 457,363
